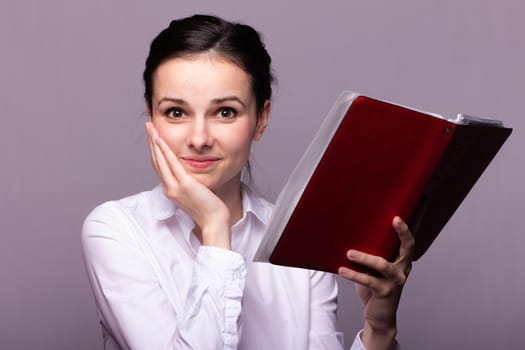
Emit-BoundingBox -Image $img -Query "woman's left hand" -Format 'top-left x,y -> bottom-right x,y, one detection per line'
338,216 -> 415,349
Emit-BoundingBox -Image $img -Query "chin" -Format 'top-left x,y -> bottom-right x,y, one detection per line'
194,174 -> 241,194
191,176 -> 215,189
191,175 -> 222,191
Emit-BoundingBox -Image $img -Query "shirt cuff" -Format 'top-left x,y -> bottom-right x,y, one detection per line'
349,330 -> 367,350
193,246 -> 247,349
350,330 -> 401,350
193,246 -> 247,285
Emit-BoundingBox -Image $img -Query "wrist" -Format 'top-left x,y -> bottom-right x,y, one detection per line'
361,322 -> 397,350
200,219 -> 231,250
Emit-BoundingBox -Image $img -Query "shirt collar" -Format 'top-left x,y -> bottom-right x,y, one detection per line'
150,184 -> 178,221
239,185 -> 269,227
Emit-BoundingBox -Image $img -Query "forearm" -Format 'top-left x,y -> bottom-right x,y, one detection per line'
92,246 -> 246,350
82,206 -> 246,350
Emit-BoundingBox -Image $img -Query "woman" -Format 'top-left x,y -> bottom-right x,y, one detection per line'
82,14 -> 414,350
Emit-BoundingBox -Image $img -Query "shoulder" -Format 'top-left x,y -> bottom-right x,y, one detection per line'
81,189 -> 154,243
84,189 -> 151,221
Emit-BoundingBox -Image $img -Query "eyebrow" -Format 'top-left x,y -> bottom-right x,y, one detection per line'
211,96 -> 247,108
156,96 -> 247,108
157,97 -> 187,107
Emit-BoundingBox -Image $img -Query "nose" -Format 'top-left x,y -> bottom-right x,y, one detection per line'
188,117 -> 212,150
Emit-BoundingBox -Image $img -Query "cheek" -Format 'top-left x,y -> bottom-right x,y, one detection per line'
152,122 -> 185,148
227,124 -> 256,152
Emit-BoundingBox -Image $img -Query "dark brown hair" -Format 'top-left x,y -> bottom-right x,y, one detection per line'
143,14 -> 275,114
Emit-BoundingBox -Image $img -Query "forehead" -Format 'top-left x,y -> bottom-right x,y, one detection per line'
152,54 -> 253,103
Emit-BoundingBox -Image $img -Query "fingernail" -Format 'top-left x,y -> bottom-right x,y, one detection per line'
347,250 -> 357,259
393,216 -> 405,228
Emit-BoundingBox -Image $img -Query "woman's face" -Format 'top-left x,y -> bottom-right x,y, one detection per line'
149,54 -> 269,195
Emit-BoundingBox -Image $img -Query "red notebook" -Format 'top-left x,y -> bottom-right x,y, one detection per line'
253,91 -> 512,273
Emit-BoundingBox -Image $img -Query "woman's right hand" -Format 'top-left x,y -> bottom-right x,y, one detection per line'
146,122 -> 232,249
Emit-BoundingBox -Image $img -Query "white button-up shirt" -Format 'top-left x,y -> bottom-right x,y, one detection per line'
81,185 -> 369,349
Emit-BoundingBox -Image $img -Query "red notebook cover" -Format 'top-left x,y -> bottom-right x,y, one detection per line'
254,93 -> 512,273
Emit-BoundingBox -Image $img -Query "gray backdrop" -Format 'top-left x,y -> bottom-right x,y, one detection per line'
1,0 -> 523,349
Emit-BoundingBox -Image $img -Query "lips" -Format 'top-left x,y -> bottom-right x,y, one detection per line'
180,156 -> 221,170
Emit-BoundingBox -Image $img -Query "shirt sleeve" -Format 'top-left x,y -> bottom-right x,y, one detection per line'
349,331 -> 367,350
307,270 -> 345,349
81,203 -> 246,350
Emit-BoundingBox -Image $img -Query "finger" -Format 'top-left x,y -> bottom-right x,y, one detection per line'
344,249 -> 395,278
338,264 -> 393,297
150,133 -> 179,190
393,216 -> 415,262
340,250 -> 408,296
338,266 -> 376,288
145,122 -> 161,172
146,122 -> 178,185
155,136 -> 189,183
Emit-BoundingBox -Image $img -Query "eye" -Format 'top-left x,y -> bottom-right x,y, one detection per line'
217,107 -> 237,119
165,107 -> 184,119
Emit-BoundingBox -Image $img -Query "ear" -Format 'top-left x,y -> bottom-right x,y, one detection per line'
253,100 -> 270,141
